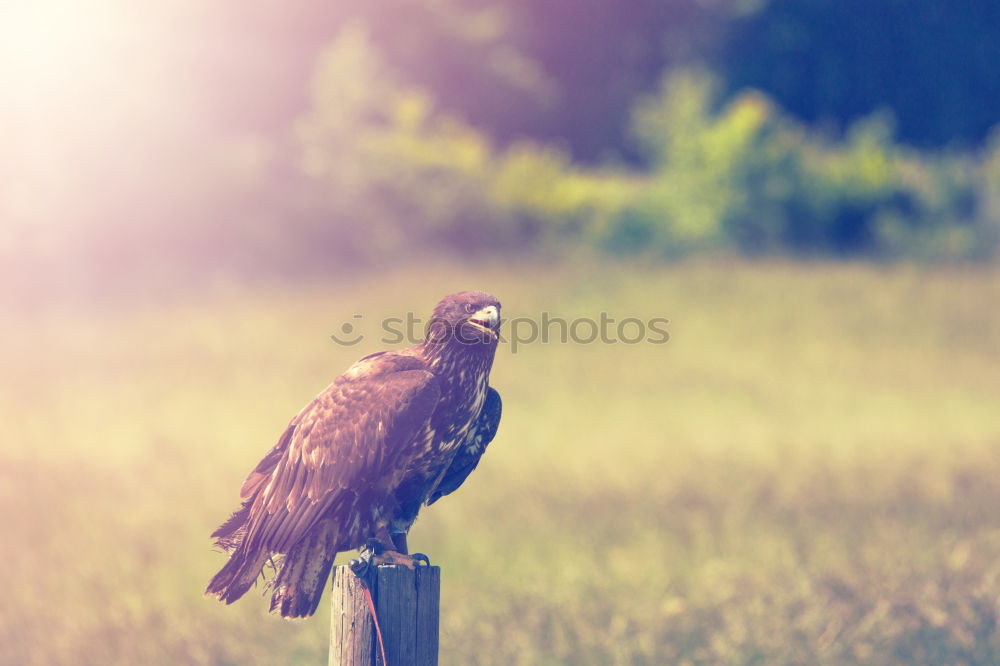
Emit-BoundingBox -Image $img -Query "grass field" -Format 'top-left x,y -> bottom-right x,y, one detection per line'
2,260 -> 1000,665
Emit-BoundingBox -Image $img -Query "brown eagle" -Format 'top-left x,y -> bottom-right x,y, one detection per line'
206,291 -> 502,618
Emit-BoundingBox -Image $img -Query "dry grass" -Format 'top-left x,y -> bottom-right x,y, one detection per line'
2,260 -> 1000,665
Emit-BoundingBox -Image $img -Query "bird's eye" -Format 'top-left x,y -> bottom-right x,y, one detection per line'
464,303 -> 476,313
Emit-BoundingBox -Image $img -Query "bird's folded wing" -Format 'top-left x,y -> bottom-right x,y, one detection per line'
426,385 -> 502,505
241,366 -> 441,553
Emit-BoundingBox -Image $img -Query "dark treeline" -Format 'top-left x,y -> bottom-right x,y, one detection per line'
163,0 -> 1000,162
345,0 -> 1000,158
721,0 -> 1000,150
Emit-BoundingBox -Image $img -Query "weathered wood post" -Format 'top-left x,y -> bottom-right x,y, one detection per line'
329,565 -> 440,666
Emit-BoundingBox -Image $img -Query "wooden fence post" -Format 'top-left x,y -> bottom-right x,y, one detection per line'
329,565 -> 440,666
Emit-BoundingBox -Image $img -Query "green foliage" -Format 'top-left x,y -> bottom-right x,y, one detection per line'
489,143 -> 638,246
290,28 -> 998,263
605,70 -> 1000,259
620,71 -> 774,254
294,25 -> 496,259
294,27 -> 637,257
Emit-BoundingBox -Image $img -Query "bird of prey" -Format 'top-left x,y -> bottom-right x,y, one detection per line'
206,291 -> 502,618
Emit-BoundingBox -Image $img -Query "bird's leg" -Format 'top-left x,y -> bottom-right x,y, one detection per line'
371,526 -> 431,569
371,525 -> 416,569
381,542 -> 430,568
390,531 -> 408,554
348,526 -> 431,584
385,528 -> 431,568
373,525 -> 397,554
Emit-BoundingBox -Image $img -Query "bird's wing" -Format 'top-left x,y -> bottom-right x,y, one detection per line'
426,386 -> 502,505
209,431 -> 292,552
241,358 -> 441,553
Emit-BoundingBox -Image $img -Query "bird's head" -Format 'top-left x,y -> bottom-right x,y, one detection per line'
426,291 -> 501,347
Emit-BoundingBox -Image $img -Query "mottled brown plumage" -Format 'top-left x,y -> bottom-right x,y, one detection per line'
206,291 -> 502,618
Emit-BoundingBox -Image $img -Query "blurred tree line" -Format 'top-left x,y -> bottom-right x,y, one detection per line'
345,0 -> 1000,158
261,0 -> 1000,266
8,0 -> 1000,293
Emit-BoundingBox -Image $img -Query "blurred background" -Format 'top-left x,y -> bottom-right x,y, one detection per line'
2,1 -> 1000,664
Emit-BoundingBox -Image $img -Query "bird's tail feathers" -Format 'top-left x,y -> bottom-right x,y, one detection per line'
210,500 -> 252,553
205,543 -> 270,605
269,519 -> 338,618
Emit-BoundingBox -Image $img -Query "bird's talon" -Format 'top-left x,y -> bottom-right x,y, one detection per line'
350,540 -> 387,588
348,556 -> 367,577
350,558 -> 376,589
411,553 -> 431,567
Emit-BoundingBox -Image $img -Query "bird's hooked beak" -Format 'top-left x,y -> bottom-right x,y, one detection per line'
467,305 -> 500,339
